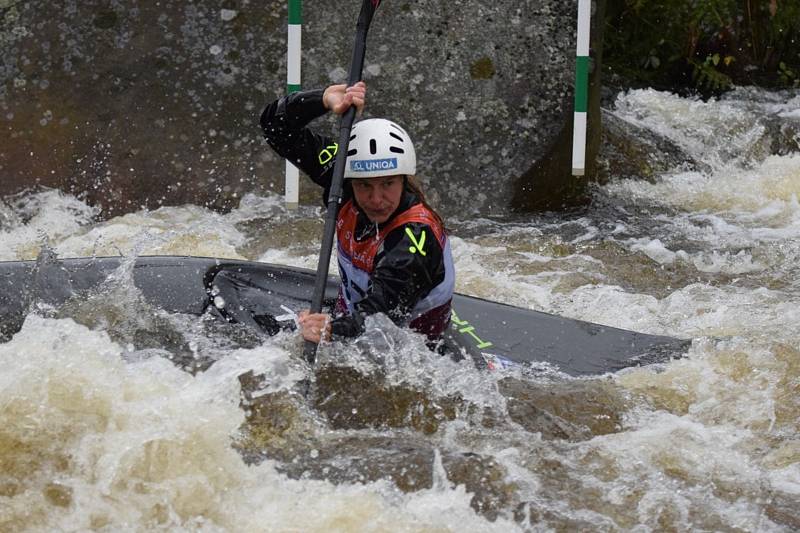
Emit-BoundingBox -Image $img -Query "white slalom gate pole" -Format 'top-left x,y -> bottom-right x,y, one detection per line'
572,0 -> 591,176
285,0 -> 302,208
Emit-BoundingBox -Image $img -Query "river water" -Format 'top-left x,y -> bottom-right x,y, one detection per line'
1,88 -> 799,531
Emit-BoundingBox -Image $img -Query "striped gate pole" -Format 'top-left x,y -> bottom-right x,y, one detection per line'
285,0 -> 302,208
571,0 -> 591,176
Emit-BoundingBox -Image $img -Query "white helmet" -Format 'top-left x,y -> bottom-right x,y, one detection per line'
344,118 -> 417,179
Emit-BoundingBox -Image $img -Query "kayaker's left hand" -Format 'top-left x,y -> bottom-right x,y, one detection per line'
298,310 -> 331,344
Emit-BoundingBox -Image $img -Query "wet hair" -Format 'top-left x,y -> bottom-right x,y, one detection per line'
405,175 -> 446,230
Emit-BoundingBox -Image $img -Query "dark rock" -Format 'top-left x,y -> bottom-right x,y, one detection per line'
763,114 -> 800,156
597,108 -> 711,182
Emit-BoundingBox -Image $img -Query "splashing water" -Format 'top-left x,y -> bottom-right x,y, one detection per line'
2,87 -> 799,530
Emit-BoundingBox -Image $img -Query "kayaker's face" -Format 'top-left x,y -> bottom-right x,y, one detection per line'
351,175 -> 404,224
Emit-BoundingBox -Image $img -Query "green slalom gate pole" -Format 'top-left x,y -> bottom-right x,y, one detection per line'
285,0 -> 302,208
571,0 -> 590,176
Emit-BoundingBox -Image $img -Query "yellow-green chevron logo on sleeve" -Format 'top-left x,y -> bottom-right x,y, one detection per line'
405,227 -> 427,256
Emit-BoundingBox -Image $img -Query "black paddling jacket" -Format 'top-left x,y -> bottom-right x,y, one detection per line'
260,89 -> 451,340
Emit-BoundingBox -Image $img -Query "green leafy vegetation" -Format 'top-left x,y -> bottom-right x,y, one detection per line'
604,0 -> 800,95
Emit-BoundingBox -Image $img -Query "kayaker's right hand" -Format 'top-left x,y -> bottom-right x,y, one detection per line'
323,81 -> 366,116
298,309 -> 332,344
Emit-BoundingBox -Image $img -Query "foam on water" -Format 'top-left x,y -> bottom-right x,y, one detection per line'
54,205 -> 249,260
0,189 -> 99,261
607,155 -> 800,223
0,315 -> 519,532
599,337 -> 799,529
319,313 -> 510,411
613,88 -> 783,167
566,410 -> 784,531
0,190 -> 249,261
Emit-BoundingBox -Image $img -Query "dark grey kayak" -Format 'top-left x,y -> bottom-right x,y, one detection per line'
0,255 -> 689,375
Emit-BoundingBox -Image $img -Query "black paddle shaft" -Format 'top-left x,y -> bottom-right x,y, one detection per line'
304,0 -> 382,363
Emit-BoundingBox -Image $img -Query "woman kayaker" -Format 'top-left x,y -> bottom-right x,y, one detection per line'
260,82 -> 454,346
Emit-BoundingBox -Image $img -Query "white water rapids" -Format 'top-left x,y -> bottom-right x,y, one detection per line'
1,88 -> 799,531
